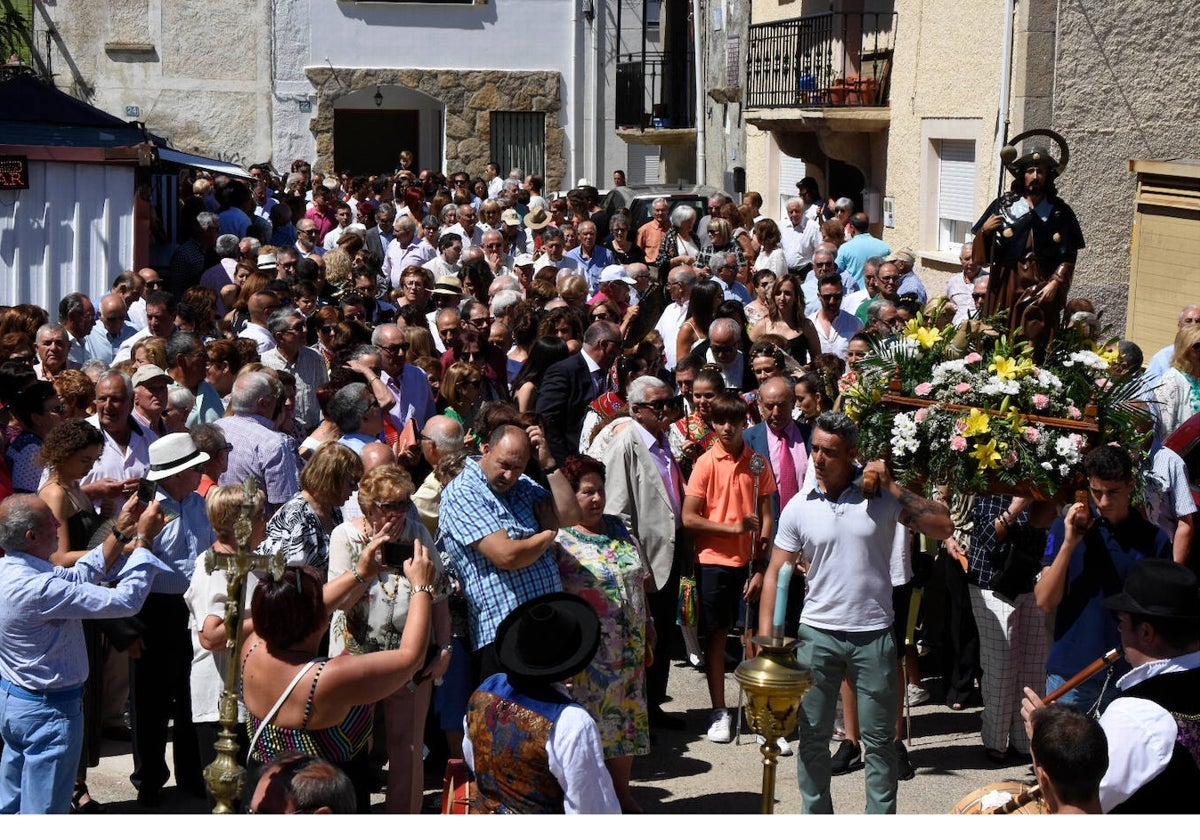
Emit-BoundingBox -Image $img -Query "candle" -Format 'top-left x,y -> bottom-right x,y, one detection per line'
772,562 -> 793,636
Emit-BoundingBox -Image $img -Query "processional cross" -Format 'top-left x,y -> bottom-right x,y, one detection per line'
201,478 -> 285,813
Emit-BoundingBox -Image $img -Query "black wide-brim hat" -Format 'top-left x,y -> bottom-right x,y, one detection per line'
495,592 -> 601,683
1103,558 -> 1200,620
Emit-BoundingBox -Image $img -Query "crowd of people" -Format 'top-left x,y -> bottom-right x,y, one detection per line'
0,155 -> 1198,816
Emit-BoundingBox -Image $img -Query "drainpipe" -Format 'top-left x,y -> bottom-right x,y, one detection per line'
692,0 -> 706,185
590,2 -> 602,185
995,0 -> 1015,195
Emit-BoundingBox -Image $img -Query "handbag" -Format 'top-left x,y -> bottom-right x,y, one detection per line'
988,523 -> 1048,605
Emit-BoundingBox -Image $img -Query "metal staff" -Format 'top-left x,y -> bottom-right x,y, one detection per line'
736,454 -> 768,746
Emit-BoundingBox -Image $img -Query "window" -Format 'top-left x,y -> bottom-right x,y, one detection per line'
490,111 -> 545,179
936,139 -> 975,251
627,145 -> 661,184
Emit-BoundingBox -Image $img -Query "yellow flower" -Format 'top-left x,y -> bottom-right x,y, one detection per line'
962,408 -> 991,437
1098,344 -> 1121,365
903,320 -> 942,350
971,438 -> 1003,470
989,355 -> 1032,380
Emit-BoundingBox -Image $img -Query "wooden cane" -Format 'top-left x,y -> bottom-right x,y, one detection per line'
1041,648 -> 1121,704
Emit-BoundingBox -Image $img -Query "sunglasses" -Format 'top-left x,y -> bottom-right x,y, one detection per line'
711,343 -> 738,355
635,398 -> 670,412
819,293 -> 843,302
374,499 -> 412,513
377,343 -> 410,354
972,293 -> 987,300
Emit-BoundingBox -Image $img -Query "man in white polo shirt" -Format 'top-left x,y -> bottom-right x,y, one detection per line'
757,411 -> 952,814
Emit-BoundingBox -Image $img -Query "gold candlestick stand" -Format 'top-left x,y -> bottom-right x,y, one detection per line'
733,636 -> 814,814
202,479 -> 285,813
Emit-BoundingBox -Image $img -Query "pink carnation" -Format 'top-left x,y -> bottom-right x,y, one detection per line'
915,382 -> 932,396
954,419 -> 967,433
950,436 -> 967,451
915,408 -> 928,422
1032,393 -> 1050,410
1023,427 -> 1041,442
1003,452 -> 1018,466
1067,405 -> 1082,420
964,352 -> 982,364
1070,433 -> 1085,449
954,382 -> 971,394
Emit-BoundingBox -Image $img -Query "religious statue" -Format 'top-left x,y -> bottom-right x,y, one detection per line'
971,130 -> 1085,351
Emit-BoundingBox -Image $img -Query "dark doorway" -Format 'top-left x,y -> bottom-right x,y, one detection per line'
334,109 -> 419,174
828,157 -> 865,213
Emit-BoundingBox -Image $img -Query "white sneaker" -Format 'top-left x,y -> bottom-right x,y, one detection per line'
707,708 -> 732,743
906,683 -> 931,705
755,734 -> 793,756
687,652 -> 705,668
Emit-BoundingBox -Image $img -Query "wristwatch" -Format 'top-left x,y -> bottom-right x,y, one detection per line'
111,525 -> 134,545
412,584 -> 436,597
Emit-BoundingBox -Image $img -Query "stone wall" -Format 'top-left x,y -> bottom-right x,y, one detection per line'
306,67 -> 565,190
1049,1 -> 1200,332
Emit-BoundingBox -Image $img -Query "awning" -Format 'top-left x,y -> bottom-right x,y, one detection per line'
156,146 -> 254,180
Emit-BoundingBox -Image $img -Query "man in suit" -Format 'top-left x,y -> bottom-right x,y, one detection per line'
601,376 -> 689,729
744,376 -> 809,635
536,320 -> 623,465
363,202 -> 395,265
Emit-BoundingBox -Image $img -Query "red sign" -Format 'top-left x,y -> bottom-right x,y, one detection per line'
0,156 -> 29,190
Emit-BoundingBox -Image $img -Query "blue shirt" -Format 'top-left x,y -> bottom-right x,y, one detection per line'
835,232 -> 892,284
566,245 -> 613,294
1042,510 -> 1171,677
215,413 -> 300,506
151,490 -> 215,594
0,546 -> 164,690
440,459 -> 560,651
84,322 -> 138,366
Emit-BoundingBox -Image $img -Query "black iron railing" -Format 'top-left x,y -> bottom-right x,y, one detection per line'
746,12 -> 898,110
616,49 -> 695,130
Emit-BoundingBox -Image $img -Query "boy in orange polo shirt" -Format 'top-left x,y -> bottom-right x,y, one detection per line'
682,392 -> 775,743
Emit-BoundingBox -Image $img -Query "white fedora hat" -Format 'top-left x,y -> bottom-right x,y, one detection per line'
145,432 -> 210,481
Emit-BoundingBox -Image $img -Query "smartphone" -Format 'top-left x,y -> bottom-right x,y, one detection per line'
382,541 -> 415,571
136,478 -> 157,505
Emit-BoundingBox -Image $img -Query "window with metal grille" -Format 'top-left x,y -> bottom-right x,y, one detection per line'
937,139 -> 975,250
490,111 -> 545,179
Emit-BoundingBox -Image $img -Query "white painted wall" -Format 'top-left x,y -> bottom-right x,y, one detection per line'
0,162 -> 135,310
274,0 -> 584,177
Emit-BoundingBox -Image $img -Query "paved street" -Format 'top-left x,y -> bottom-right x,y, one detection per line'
82,639 -> 1039,815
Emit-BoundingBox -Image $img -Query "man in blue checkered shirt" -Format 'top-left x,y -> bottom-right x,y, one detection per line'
440,423 -> 581,686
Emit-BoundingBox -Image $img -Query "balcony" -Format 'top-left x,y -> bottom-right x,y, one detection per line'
745,11 -> 897,130
615,50 -> 696,146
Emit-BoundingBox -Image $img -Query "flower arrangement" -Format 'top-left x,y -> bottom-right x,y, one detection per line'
843,317 -> 1151,499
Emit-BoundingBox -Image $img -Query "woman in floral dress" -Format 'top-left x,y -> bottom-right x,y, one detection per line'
555,454 -> 650,814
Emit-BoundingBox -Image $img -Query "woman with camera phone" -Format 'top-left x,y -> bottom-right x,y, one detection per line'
325,464 -> 452,813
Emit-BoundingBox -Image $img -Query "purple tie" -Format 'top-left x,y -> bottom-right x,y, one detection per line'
776,432 -> 799,509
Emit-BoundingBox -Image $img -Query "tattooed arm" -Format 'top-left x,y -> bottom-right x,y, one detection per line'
864,459 -> 953,539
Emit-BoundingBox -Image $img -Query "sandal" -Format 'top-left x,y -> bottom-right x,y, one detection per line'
71,782 -> 105,814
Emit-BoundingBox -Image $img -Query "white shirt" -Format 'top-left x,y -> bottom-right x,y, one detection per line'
84,416 -> 155,517
444,222 -> 484,251
813,309 -> 864,359
533,254 -> 581,275
946,270 -> 987,325
654,301 -> 688,370
113,326 -> 151,364
238,322 -> 276,354
185,557 -> 259,723
1098,649 -> 1200,812
774,477 -> 906,632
